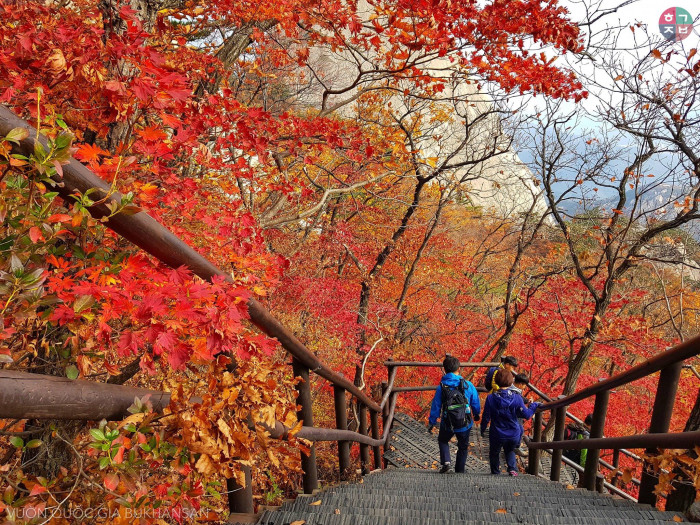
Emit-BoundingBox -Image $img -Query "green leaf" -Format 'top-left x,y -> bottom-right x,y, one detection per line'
0,236 -> 15,253
98,456 -> 110,469
33,140 -> 46,161
9,254 -> 23,273
65,365 -> 79,380
9,436 -> 24,448
25,439 -> 42,449
73,295 -> 94,313
54,132 -> 72,150
5,127 -> 29,144
90,428 -> 106,442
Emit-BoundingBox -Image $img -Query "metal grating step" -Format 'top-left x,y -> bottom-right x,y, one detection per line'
254,414 -> 686,524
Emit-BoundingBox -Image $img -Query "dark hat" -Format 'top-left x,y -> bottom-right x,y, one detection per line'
502,355 -> 518,367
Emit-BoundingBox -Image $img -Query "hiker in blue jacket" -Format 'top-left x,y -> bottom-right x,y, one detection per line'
428,355 -> 481,474
481,369 -> 540,476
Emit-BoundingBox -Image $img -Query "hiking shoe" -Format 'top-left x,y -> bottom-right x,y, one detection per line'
439,464 -> 452,474
508,470 -> 518,477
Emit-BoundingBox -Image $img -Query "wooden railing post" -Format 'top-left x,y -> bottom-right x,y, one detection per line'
528,411 -> 543,476
226,465 -> 253,514
639,361 -> 683,506
381,381 -> 389,468
582,386 -> 610,491
551,400 -> 567,482
595,472 -> 606,493
292,358 -> 319,493
370,410 -> 382,470
611,449 -> 621,487
333,383 -> 351,479
359,403 -> 370,475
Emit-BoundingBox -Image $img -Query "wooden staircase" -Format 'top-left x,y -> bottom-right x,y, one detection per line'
253,414 -> 685,525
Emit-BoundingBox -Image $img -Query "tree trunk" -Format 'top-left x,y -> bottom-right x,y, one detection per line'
355,176 -> 428,357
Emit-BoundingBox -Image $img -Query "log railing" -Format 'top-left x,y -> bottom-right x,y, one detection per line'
527,335 -> 700,507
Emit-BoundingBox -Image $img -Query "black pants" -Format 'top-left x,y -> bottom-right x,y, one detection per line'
438,425 -> 470,473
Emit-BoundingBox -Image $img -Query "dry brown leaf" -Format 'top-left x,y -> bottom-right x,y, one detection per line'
290,521 -> 306,525
673,516 -> 683,522
513,492 -> 520,497
495,509 -> 507,514
309,500 -> 321,506
216,418 -> 233,442
621,469 -> 633,484
334,509 -> 340,514
194,454 -> 216,476
566,484 -> 576,490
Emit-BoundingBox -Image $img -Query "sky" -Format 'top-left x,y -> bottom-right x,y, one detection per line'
566,0 -> 700,48
513,1 -> 700,208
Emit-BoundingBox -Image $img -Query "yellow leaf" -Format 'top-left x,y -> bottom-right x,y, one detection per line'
290,521 -> 306,525
195,454 -> 217,476
495,509 -> 507,514
566,484 -> 576,489
674,515 -> 683,522
118,412 -> 145,429
217,418 -> 233,442
309,500 -> 321,506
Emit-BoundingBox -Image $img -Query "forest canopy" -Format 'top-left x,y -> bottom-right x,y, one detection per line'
1,0 -> 700,521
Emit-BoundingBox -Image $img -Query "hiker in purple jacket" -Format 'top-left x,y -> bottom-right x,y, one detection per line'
480,369 -> 540,476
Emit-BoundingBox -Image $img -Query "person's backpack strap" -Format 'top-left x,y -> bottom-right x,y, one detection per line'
460,379 -> 471,414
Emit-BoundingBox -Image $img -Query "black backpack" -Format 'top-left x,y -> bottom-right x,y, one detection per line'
562,424 -> 587,464
441,379 -> 472,430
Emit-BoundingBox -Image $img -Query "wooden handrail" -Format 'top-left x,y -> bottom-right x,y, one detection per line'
0,370 -> 172,420
0,370 -> 396,447
383,361 -> 499,367
378,366 -> 398,410
391,385 -> 488,393
539,335 -> 700,411
524,337 -> 700,505
527,382 -> 642,462
528,430 -> 700,451
0,106 -> 379,413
